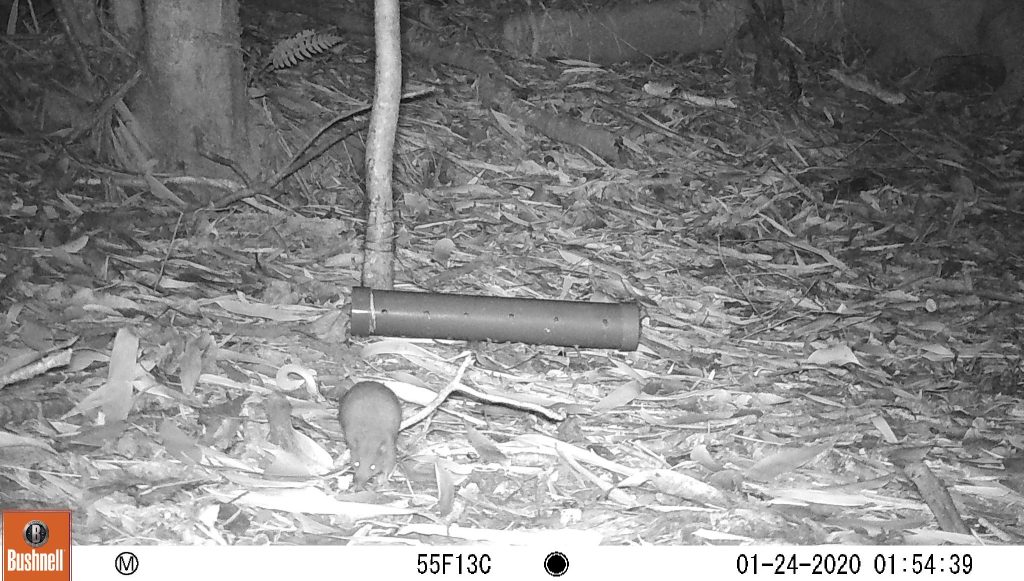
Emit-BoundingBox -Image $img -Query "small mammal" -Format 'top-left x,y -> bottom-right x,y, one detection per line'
338,381 -> 402,486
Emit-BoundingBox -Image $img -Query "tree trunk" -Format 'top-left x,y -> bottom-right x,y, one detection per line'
127,0 -> 264,182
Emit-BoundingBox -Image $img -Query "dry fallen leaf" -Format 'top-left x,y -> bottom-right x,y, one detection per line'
746,442 -> 833,482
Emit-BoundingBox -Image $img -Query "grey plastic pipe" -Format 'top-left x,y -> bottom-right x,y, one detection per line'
349,287 -> 641,350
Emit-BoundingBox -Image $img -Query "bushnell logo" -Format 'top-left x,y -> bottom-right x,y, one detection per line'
23,520 -> 50,548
